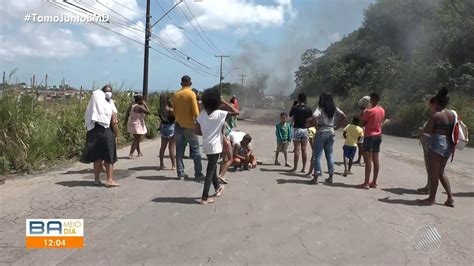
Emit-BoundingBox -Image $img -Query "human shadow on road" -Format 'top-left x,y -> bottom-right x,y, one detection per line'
128,166 -> 158,171
56,180 -> 101,187
446,192 -> 474,197
152,197 -> 199,204
136,175 -> 176,181
62,169 -> 94,175
276,178 -> 310,185
322,182 -> 360,189
260,168 -> 291,173
382,187 -> 421,195
378,197 -> 425,206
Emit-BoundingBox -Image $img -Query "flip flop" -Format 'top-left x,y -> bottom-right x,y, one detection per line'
218,176 -> 229,184
417,199 -> 435,205
444,199 -> 454,208
214,185 -> 225,197
201,198 -> 215,205
105,182 -> 120,188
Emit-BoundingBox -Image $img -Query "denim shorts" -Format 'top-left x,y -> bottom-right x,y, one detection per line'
428,134 -> 453,158
160,123 -> 175,139
293,128 -> 308,142
363,135 -> 382,152
343,145 -> 357,160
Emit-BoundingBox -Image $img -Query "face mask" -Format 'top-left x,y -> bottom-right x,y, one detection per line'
105,92 -> 112,100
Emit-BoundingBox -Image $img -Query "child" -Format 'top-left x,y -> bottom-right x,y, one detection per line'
342,117 -> 364,177
306,126 -> 316,175
275,112 -> 292,167
195,89 -> 239,205
232,134 -> 257,170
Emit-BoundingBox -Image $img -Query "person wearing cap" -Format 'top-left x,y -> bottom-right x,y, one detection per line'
172,75 -> 204,180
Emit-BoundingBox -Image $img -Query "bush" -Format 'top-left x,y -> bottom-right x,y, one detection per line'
0,90 -> 161,175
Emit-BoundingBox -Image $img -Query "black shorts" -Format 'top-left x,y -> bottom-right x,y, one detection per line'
363,135 -> 382,153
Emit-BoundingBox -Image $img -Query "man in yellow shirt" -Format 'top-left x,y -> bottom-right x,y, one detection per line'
173,75 -> 204,180
342,117 -> 364,177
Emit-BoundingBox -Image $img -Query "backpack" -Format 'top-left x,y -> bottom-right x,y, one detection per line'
451,110 -> 469,161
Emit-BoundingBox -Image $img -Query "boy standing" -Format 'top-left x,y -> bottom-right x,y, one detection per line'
358,93 -> 385,189
342,117 -> 364,177
275,112 -> 292,167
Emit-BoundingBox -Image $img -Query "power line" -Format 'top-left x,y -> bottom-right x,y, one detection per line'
46,1 -> 216,78
177,3 -> 219,54
154,0 -> 215,56
182,0 -> 222,53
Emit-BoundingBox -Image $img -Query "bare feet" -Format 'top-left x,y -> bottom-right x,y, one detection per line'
357,183 -> 369,189
201,198 -> 215,205
275,161 -> 281,166
128,154 -> 135,159
285,163 -> 292,168
94,180 -> 102,186
158,165 -> 165,170
369,181 -> 377,188
138,153 -> 144,157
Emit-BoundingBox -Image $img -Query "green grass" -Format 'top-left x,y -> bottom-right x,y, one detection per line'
0,90 -> 161,175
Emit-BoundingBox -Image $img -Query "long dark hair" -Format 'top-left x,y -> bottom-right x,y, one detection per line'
434,87 -> 449,108
318,92 -> 336,118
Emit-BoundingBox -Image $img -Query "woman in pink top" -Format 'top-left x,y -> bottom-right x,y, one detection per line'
127,94 -> 150,158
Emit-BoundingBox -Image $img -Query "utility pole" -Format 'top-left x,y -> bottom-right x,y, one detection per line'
2,71 -> 5,92
45,74 -> 48,90
215,55 -> 229,94
142,0 -> 151,100
239,74 -> 247,92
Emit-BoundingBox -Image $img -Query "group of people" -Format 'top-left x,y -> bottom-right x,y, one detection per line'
278,92 -> 383,188
82,76 -> 257,204
275,88 -> 457,207
82,76 -> 459,207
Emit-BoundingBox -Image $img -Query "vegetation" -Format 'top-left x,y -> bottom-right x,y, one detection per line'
294,0 -> 473,142
0,90 -> 160,175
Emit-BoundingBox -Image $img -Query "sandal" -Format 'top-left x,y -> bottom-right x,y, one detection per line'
444,198 -> 454,208
218,176 -> 229,184
416,187 -> 430,194
201,198 -> 215,205
105,182 -> 120,188
417,198 -> 435,205
214,185 -> 225,197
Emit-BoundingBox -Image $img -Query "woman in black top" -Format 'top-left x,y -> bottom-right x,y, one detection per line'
158,93 -> 176,170
289,93 -> 313,173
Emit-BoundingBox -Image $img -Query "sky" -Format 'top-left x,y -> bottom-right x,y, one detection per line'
0,0 -> 375,93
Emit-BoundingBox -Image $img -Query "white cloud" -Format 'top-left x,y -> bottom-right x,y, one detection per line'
157,24 -> 185,48
0,25 -> 88,60
183,0 -> 296,31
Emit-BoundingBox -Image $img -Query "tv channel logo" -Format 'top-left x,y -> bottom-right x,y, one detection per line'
26,219 -> 84,249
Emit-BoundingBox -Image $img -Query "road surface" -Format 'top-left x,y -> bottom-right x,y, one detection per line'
1,121 -> 473,265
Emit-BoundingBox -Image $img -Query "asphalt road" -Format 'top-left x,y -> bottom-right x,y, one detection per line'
1,121 -> 473,265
